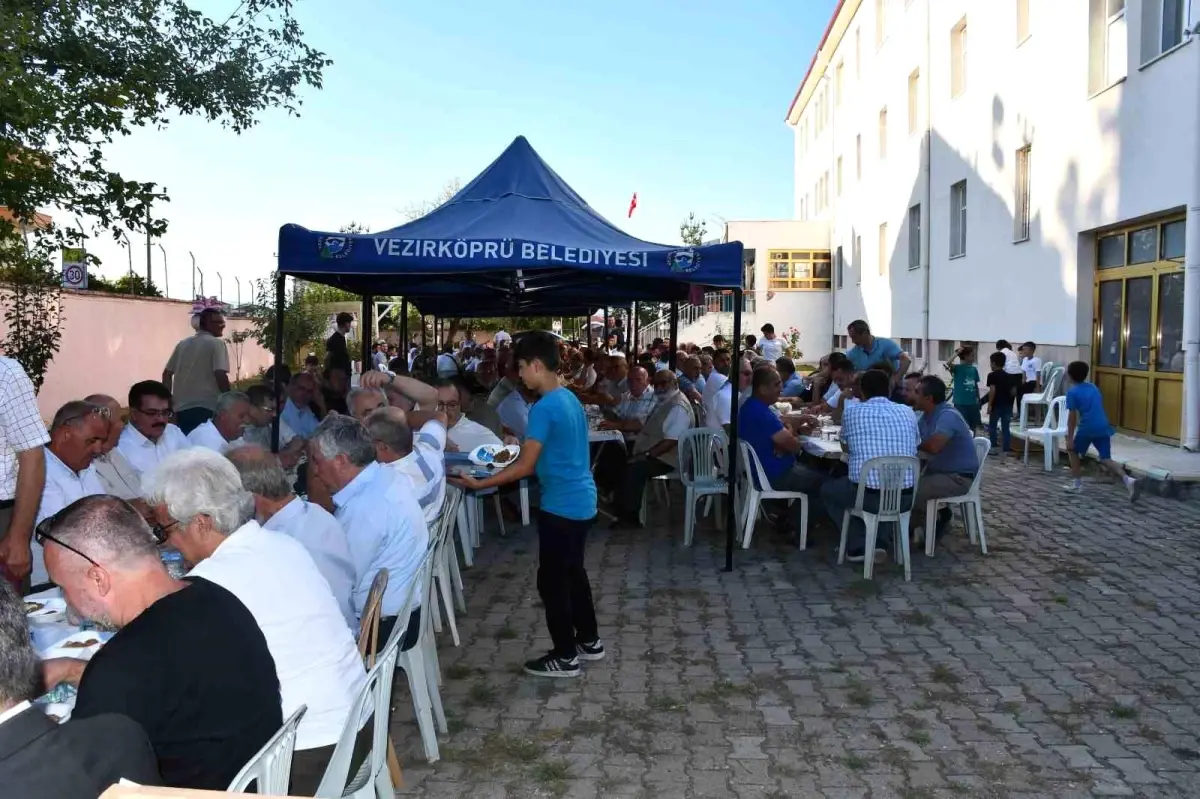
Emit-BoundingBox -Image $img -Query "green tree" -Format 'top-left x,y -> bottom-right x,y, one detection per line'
1,0 -> 331,243
0,239 -> 63,391
247,274 -> 328,366
680,212 -> 707,246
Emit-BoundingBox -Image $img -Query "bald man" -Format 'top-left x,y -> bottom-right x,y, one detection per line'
83,394 -> 143,501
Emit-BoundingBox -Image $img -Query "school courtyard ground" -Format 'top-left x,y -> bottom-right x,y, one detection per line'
390,457 -> 1200,799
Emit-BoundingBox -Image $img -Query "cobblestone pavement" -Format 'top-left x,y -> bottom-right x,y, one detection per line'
389,458 -> 1200,798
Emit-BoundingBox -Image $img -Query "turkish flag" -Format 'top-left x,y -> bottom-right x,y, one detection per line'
627,192 -> 638,218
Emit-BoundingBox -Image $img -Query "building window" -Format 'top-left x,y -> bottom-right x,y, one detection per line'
835,61 -> 844,106
768,250 -> 833,291
836,245 -> 844,289
1017,0 -> 1031,43
854,235 -> 862,285
951,18 -> 968,98
913,338 -> 923,359
878,108 -> 888,160
950,179 -> 968,258
815,92 -> 824,136
937,340 -> 955,361
1098,232 -> 1125,268
836,156 -> 843,196
878,223 -> 889,276
908,69 -> 920,135
876,0 -> 887,49
823,171 -> 830,210
855,27 -> 862,79
1163,220 -> 1186,259
1014,145 -> 1032,242
1089,0 -> 1127,95
908,204 -> 921,268
856,134 -> 863,180
1141,0 -> 1188,64
1129,226 -> 1157,264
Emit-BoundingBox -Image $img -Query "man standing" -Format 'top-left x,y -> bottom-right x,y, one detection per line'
0,356 -> 48,589
759,323 -> 785,361
34,401 -> 110,585
117,381 -> 192,478
912,375 -> 981,546
844,319 -> 911,380
163,308 -> 231,434
186,392 -> 253,453
450,332 -> 600,678
325,312 -> 354,376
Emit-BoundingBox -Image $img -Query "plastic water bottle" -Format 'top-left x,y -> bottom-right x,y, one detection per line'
159,547 -> 187,580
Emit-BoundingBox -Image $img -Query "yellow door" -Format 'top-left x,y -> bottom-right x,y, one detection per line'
1092,219 -> 1186,442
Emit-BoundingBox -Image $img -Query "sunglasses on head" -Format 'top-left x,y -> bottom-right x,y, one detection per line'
35,516 -> 100,569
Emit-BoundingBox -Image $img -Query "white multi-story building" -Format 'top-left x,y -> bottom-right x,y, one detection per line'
691,0 -> 1199,447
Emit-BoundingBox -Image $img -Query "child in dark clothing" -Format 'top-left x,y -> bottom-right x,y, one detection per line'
986,351 -> 1016,456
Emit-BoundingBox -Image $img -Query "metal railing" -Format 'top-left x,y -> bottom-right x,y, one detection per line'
634,291 -> 757,351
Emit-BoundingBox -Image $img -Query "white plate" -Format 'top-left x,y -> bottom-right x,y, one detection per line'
25,597 -> 66,624
42,630 -> 108,661
40,701 -> 74,724
468,444 -> 520,469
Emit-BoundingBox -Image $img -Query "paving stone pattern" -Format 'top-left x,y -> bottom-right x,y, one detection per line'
390,458 -> 1200,798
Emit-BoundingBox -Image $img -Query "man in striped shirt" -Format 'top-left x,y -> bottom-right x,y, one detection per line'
366,407 -> 448,524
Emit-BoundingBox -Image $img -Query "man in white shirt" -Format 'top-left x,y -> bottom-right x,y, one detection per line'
710,360 -> 752,428
0,356 -> 49,591
700,349 -> 731,428
33,401 -> 109,584
364,407 -> 448,523
117,380 -> 191,478
493,329 -> 511,348
496,383 -> 536,439
226,444 -> 357,630
436,378 -> 501,452
996,339 -> 1023,377
82,394 -> 142,501
435,344 -> 460,378
237,385 -> 305,471
758,323 -> 785,361
186,391 -> 253,453
143,448 -> 367,790
163,308 -> 231,434
307,414 -> 429,648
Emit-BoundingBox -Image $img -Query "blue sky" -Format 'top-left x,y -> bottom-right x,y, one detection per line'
83,0 -> 835,300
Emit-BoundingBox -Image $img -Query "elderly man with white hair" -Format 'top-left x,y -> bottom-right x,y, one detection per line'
363,406 -> 447,523
347,386 -> 387,422
186,391 -> 253,453
307,414 -> 428,648
143,448 -> 368,794
226,444 -> 357,630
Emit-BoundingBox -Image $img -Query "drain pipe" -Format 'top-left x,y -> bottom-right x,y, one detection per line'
920,0 -> 933,372
1182,18 -> 1200,450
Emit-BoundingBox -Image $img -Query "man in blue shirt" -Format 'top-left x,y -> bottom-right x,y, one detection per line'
280,373 -> 320,439
452,331 -> 600,679
913,376 -> 979,545
1064,361 -> 1140,500
740,367 -> 824,536
845,320 -> 910,379
776,357 -> 806,399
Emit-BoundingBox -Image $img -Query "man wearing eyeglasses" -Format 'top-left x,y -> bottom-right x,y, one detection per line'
435,377 -> 501,453
32,401 -> 109,587
116,381 -> 192,478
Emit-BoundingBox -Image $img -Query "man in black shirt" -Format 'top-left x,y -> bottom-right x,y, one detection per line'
325,312 -> 354,376
40,496 -> 282,790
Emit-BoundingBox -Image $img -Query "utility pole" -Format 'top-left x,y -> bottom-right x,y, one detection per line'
157,243 -> 168,299
217,272 -> 223,303
190,252 -> 196,298
235,276 -> 241,309
145,201 -> 152,293
119,231 -> 134,294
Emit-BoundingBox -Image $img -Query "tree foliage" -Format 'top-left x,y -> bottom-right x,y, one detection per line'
0,0 -> 331,242
401,178 -> 462,222
680,212 -> 707,247
0,239 -> 63,391
247,274 -> 330,366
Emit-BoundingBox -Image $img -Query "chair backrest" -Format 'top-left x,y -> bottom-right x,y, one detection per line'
314,624 -> 404,798
357,568 -> 390,665
855,456 -> 921,517
227,704 -> 308,795
678,428 -> 728,487
737,440 -> 773,493
1044,366 -> 1065,398
1045,395 -> 1069,434
1040,361 -> 1055,385
968,437 -> 992,493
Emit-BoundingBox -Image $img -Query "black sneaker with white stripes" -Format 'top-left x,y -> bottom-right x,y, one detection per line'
524,653 -> 581,678
576,639 -> 606,662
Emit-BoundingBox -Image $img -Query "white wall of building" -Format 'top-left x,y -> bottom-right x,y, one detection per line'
788,0 -> 1198,359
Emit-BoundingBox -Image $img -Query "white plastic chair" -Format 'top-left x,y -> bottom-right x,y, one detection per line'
395,547 -> 446,763
1039,361 -> 1055,387
227,705 -> 307,795
677,428 -> 729,546
314,620 -> 405,798
924,437 -> 990,557
1018,366 -> 1064,431
1023,395 -> 1068,472
430,487 -> 466,647
836,456 -> 921,581
736,441 -> 810,550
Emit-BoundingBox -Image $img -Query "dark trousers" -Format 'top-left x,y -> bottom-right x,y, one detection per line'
989,405 -> 1013,452
820,476 -> 914,551
615,456 -> 673,519
175,407 -> 213,434
772,462 -> 829,528
289,721 -> 373,795
376,607 -> 422,655
537,511 -> 599,659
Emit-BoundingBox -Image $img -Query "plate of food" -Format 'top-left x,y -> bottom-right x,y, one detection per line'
468,444 -> 520,469
42,630 -> 109,661
25,597 -> 66,624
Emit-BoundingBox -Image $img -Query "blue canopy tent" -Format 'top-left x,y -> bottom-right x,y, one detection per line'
274,135 -> 748,569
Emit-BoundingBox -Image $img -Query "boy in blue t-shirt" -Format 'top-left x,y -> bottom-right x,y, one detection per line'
1064,361 -> 1140,501
450,331 -> 601,678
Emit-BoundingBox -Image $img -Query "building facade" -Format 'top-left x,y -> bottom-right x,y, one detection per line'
772,0 -> 1200,446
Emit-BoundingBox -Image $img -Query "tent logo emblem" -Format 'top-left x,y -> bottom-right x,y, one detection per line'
666,249 -> 700,274
318,236 -> 353,260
